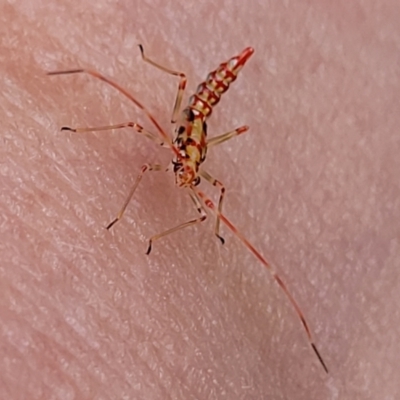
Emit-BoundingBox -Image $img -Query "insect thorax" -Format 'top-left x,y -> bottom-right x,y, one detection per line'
172,108 -> 208,187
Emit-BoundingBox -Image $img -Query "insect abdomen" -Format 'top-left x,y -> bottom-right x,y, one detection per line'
188,47 -> 254,119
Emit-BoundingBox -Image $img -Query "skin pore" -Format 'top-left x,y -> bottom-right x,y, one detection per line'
1,1 -> 399,399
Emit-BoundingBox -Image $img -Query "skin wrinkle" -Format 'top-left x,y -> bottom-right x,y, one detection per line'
7,247 -> 135,396
1,0 -> 400,399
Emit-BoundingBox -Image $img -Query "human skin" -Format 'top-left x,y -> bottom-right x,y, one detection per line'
1,1 -> 399,399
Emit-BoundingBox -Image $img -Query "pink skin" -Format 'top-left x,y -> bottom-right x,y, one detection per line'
1,1 -> 399,399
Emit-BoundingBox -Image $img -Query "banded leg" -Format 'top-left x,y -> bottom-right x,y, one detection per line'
139,45 -> 187,123
199,170 -> 225,245
207,125 -> 249,148
107,163 -> 163,230
47,69 -> 173,147
146,192 -> 206,255
62,122 -> 165,146
194,188 -> 329,374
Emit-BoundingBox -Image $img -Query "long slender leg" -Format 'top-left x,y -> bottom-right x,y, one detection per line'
146,192 -> 206,255
199,170 -> 225,244
207,125 -> 249,148
139,45 -> 187,123
197,125 -> 250,240
106,163 -> 163,230
47,69 -> 174,148
62,122 -> 165,146
194,187 -> 329,374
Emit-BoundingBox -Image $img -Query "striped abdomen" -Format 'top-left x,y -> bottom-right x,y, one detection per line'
186,47 -> 254,119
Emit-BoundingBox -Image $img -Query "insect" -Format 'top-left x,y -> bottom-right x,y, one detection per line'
47,46 -> 328,373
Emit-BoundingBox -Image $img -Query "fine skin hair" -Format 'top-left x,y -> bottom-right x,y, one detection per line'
1,1 -> 399,399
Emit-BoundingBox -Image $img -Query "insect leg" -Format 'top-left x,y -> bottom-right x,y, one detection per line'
207,125 -> 249,148
194,188 -> 328,373
106,163 -> 163,230
146,191 -> 207,255
47,69 -> 173,148
61,122 -> 166,146
199,170 -> 226,245
138,45 -> 187,124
